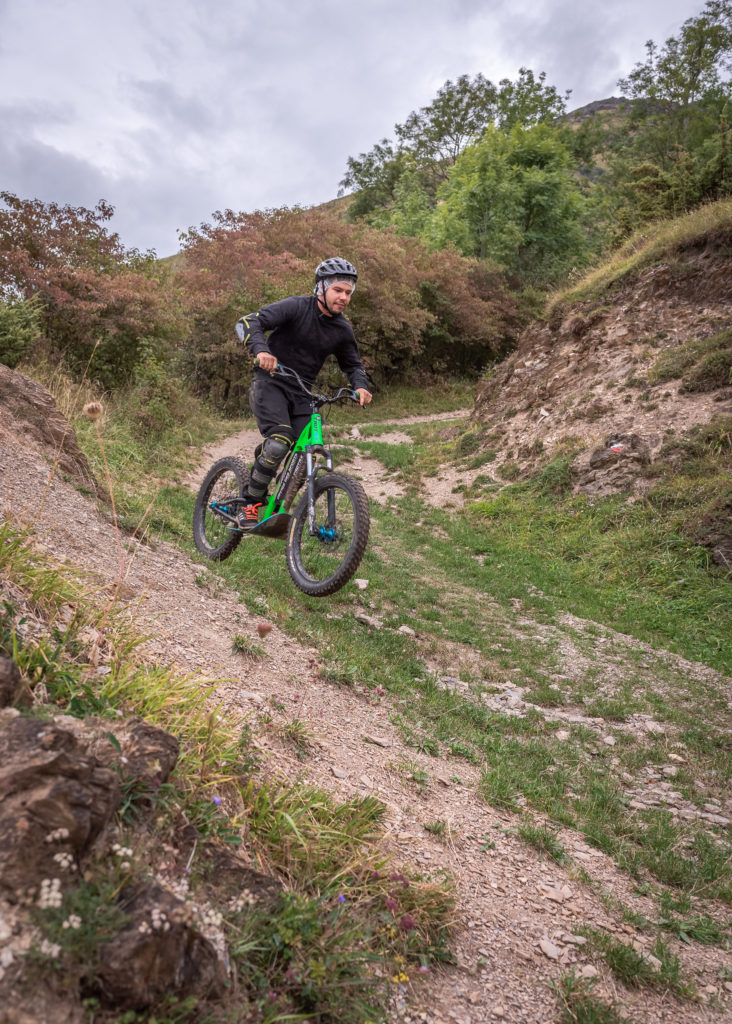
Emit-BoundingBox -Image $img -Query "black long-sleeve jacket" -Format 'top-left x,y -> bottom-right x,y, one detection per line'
235,295 -> 369,391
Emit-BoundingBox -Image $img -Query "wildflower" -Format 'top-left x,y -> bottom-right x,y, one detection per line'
62,915 -> 82,931
385,897 -> 398,912
391,971 -> 409,983
418,965 -> 429,974
53,852 -> 75,871
398,914 -> 416,932
45,828 -> 70,844
338,894 -> 346,904
38,939 -> 61,958
212,796 -> 222,806
38,878 -> 63,909
138,921 -> 152,935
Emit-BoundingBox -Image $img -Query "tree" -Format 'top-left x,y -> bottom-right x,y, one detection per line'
0,192 -> 177,387
617,0 -> 732,163
339,69 -> 569,223
427,124 -> 592,284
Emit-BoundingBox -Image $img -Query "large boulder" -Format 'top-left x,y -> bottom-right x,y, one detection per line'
96,883 -> 230,1007
0,714 -> 121,898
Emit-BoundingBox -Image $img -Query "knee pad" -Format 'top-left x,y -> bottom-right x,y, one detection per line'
259,431 -> 292,472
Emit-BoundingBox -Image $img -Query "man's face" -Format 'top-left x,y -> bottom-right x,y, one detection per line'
323,280 -> 353,314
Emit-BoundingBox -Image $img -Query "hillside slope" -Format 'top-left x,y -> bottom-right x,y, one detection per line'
471,215 -> 732,564
1,363 -> 730,1023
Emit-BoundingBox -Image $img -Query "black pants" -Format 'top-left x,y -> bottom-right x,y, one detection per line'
246,376 -> 311,499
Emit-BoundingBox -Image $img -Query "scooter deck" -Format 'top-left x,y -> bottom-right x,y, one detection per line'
244,511 -> 291,538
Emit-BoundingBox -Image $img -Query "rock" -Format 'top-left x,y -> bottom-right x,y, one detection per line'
556,730 -> 570,741
354,578 -> 369,590
645,954 -> 662,971
0,656 -> 25,708
580,965 -> 599,979
363,734 -> 391,748
96,883 -> 229,1007
331,767 -> 348,779
397,624 -> 416,637
355,613 -> 383,629
256,622 -> 273,637
0,716 -> 120,898
602,735 -> 616,747
644,720 -> 665,735
539,938 -> 561,960
0,364 -> 102,497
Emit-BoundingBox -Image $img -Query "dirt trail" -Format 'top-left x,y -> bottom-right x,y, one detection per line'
0,411 -> 728,1024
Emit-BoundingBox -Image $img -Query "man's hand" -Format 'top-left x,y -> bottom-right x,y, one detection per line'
355,388 -> 372,407
255,353 -> 278,373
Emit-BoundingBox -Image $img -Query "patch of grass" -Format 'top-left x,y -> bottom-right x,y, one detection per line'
549,199 -> 732,309
581,927 -> 696,998
231,633 -> 266,659
554,972 -> 631,1024
649,328 -> 732,391
517,818 -> 568,864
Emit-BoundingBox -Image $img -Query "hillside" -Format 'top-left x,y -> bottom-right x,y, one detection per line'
469,210 -> 732,568
1,209 -> 731,1024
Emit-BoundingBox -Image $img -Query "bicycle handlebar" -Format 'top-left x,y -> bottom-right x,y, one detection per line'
257,360 -> 360,407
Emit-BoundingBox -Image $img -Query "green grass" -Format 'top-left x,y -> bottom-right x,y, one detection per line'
549,199 -> 732,310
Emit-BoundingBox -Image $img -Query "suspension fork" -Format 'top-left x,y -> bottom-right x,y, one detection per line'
305,444 -> 333,535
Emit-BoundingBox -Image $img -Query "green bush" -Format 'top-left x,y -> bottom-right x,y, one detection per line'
0,294 -> 42,368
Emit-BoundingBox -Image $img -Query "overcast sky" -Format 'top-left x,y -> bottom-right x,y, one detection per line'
0,0 -> 699,256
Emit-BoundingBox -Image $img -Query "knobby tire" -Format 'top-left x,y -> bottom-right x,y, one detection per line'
286,473 -> 370,597
193,456 -> 249,561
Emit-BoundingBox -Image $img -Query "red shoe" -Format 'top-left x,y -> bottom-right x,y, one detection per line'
238,501 -> 262,527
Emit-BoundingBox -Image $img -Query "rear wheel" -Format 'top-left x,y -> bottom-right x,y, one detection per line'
286,473 -> 370,597
193,456 -> 249,561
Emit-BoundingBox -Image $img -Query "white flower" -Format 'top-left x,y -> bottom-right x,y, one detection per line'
38,878 -> 63,909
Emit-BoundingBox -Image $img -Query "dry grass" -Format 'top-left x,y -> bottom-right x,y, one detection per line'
549,199 -> 732,311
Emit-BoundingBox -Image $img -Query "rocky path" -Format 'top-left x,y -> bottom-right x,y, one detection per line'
1,411 -> 729,1024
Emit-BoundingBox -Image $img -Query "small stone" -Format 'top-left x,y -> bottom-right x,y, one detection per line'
644,720 -> 665,735
539,938 -> 560,960
563,934 -> 587,946
354,578 -> 369,590
556,730 -> 570,741
645,954 -> 662,971
363,734 -> 391,748
331,767 -> 347,779
359,775 -> 372,788
256,622 -> 272,637
580,965 -> 598,979
667,753 -> 685,763
355,613 -> 383,629
491,1008 -> 505,1019
602,735 -> 616,747
397,624 -> 416,637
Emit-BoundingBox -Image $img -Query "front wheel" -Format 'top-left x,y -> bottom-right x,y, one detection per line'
193,456 -> 249,561
286,473 -> 370,597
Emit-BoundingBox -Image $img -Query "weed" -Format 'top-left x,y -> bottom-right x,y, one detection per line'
423,819 -> 447,837
231,633 -> 266,659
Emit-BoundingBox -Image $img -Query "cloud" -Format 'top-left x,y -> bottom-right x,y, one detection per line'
0,0 -> 703,253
